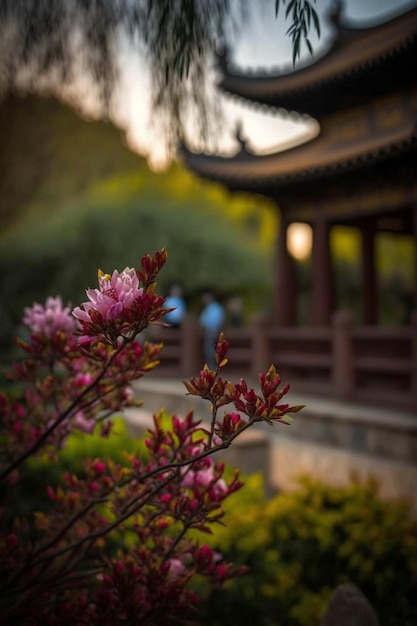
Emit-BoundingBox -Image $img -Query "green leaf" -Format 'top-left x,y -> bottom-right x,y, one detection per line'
292,32 -> 301,64
275,0 -> 281,17
312,8 -> 321,37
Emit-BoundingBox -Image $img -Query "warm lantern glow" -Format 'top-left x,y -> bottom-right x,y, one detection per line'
287,222 -> 312,260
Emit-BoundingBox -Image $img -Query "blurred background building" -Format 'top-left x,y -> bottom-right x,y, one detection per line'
179,2 -> 417,414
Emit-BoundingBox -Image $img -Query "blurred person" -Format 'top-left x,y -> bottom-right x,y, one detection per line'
199,290 -> 225,369
163,283 -> 186,328
227,295 -> 244,327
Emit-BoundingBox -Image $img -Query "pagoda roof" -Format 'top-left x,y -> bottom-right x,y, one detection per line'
218,4 -> 417,116
179,112 -> 417,191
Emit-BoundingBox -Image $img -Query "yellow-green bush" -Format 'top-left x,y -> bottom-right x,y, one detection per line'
196,473 -> 417,626
1,417 -> 142,521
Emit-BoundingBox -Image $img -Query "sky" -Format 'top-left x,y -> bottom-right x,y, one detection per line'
222,1 -> 417,150
59,0 -> 417,170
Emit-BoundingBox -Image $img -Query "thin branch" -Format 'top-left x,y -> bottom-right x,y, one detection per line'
0,339 -> 127,480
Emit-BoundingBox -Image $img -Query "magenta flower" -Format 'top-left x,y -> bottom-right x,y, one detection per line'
167,558 -> 186,582
181,459 -> 227,499
72,267 -> 143,325
23,296 -> 75,337
73,411 -> 96,435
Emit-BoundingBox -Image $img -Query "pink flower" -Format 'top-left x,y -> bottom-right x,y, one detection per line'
167,558 -> 186,582
194,466 -> 215,488
181,460 -> 227,499
73,372 -> 93,388
73,411 -> 96,434
72,267 -> 143,324
92,460 -> 107,476
23,296 -> 75,337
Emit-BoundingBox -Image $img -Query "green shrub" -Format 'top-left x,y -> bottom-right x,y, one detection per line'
195,473 -> 417,626
1,416 -> 144,521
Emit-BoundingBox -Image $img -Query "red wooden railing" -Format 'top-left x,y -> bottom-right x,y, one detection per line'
146,310 -> 417,413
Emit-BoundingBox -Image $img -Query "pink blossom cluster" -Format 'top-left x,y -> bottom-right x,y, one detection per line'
181,453 -> 227,499
23,296 -> 75,337
73,266 -> 143,324
72,250 -> 168,347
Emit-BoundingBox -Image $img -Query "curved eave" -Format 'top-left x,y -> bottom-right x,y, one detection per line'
219,6 -> 417,110
179,122 -> 417,190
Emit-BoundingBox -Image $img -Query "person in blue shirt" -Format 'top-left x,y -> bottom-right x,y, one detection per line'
163,283 -> 186,328
199,290 -> 225,369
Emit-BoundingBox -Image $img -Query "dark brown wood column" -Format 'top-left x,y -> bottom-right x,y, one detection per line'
413,206 -> 417,312
311,217 -> 333,326
275,215 -> 297,326
361,225 -> 378,325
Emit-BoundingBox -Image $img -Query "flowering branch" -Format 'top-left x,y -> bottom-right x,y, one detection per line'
0,248 -> 303,625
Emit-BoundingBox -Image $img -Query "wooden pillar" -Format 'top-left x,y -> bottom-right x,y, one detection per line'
180,315 -> 202,376
251,313 -> 270,376
413,206 -> 417,312
411,310 -> 417,411
332,309 -> 355,401
311,217 -> 333,326
361,225 -> 378,325
275,215 -> 297,326
411,210 -> 417,410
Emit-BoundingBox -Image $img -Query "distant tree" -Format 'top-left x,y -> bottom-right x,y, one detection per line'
0,1 -> 319,155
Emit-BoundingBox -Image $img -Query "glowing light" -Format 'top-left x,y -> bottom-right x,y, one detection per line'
287,222 -> 312,260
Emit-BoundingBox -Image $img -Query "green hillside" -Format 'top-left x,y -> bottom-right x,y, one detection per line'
0,95 -> 140,232
0,94 -> 277,247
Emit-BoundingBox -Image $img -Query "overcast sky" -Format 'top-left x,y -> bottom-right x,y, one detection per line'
113,0 -> 417,169
232,0 -> 417,70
